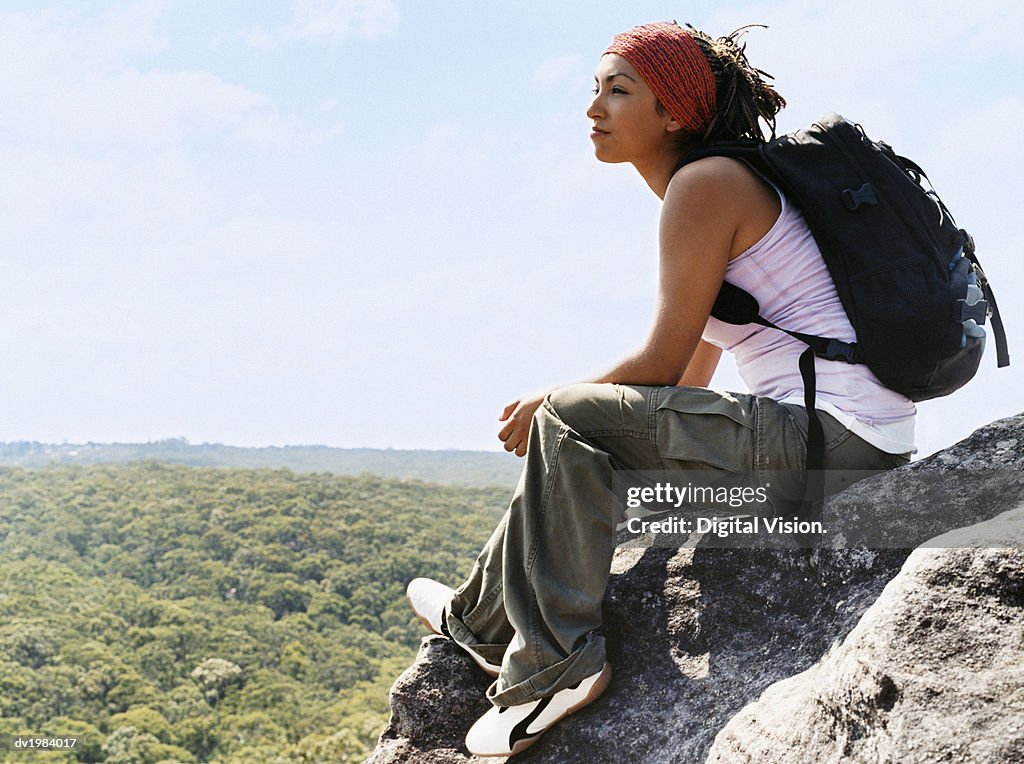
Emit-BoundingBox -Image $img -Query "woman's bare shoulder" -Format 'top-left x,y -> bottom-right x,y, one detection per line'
662,155 -> 760,223
665,155 -> 780,257
668,154 -> 765,194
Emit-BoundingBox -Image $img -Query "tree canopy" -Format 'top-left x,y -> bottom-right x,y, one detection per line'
0,463 -> 507,763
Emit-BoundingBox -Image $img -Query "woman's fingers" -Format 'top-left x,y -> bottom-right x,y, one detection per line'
499,411 -> 527,455
498,395 -> 544,457
498,420 -> 515,446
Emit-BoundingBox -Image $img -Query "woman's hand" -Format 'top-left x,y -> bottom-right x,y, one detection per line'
498,394 -> 546,457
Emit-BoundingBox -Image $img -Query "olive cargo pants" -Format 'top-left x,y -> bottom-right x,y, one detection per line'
444,383 -> 906,706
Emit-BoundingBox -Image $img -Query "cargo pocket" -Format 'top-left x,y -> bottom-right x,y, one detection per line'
653,388 -> 756,471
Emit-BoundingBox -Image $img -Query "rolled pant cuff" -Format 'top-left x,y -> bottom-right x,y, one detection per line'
485,632 -> 607,707
444,610 -> 509,671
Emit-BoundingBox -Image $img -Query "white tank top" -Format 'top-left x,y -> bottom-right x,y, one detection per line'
702,185 -> 916,454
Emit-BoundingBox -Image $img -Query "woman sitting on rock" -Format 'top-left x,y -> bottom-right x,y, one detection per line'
407,20 -> 914,757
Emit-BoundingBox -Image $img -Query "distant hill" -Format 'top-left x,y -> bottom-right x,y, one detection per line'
0,439 -> 523,488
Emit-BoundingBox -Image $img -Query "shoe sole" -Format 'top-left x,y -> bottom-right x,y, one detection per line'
502,662 -> 613,758
407,591 -> 501,679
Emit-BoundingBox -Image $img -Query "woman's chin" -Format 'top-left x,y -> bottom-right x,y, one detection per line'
592,147 -> 625,164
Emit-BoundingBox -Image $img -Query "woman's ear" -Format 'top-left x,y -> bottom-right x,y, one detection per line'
665,117 -> 683,134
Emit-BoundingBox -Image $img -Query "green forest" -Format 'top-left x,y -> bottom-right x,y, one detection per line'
0,462 -> 509,763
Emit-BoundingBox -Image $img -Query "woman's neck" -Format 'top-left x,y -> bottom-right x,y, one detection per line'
634,141 -> 697,199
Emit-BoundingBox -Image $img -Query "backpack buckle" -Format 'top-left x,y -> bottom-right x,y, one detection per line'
819,340 -> 859,364
958,298 -> 989,325
841,183 -> 878,211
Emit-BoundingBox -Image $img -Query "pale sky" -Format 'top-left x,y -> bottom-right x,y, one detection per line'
2,0 -> 1021,458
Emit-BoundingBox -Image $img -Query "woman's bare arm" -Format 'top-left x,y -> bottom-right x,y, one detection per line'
677,338 -> 722,387
498,158 -> 748,455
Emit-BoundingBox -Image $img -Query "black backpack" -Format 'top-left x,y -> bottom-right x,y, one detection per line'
681,113 -> 1010,505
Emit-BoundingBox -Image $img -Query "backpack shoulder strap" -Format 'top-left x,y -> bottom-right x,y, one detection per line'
711,282 -> 854,520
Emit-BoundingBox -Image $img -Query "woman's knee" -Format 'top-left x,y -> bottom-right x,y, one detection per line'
543,384 -> 618,431
543,383 -> 647,435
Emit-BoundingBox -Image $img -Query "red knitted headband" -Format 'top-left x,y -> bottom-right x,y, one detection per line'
604,22 -> 717,134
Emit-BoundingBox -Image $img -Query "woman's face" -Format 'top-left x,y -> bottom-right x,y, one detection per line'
588,53 -> 680,165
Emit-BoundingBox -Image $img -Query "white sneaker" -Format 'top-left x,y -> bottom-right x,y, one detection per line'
465,662 -> 612,757
406,577 -> 452,635
406,577 -> 501,678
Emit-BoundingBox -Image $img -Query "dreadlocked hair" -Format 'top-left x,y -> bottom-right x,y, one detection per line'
687,24 -> 786,144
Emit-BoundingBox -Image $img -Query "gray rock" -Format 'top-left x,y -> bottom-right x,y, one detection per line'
368,413 -> 1024,763
366,637 -> 493,764
708,507 -> 1024,764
